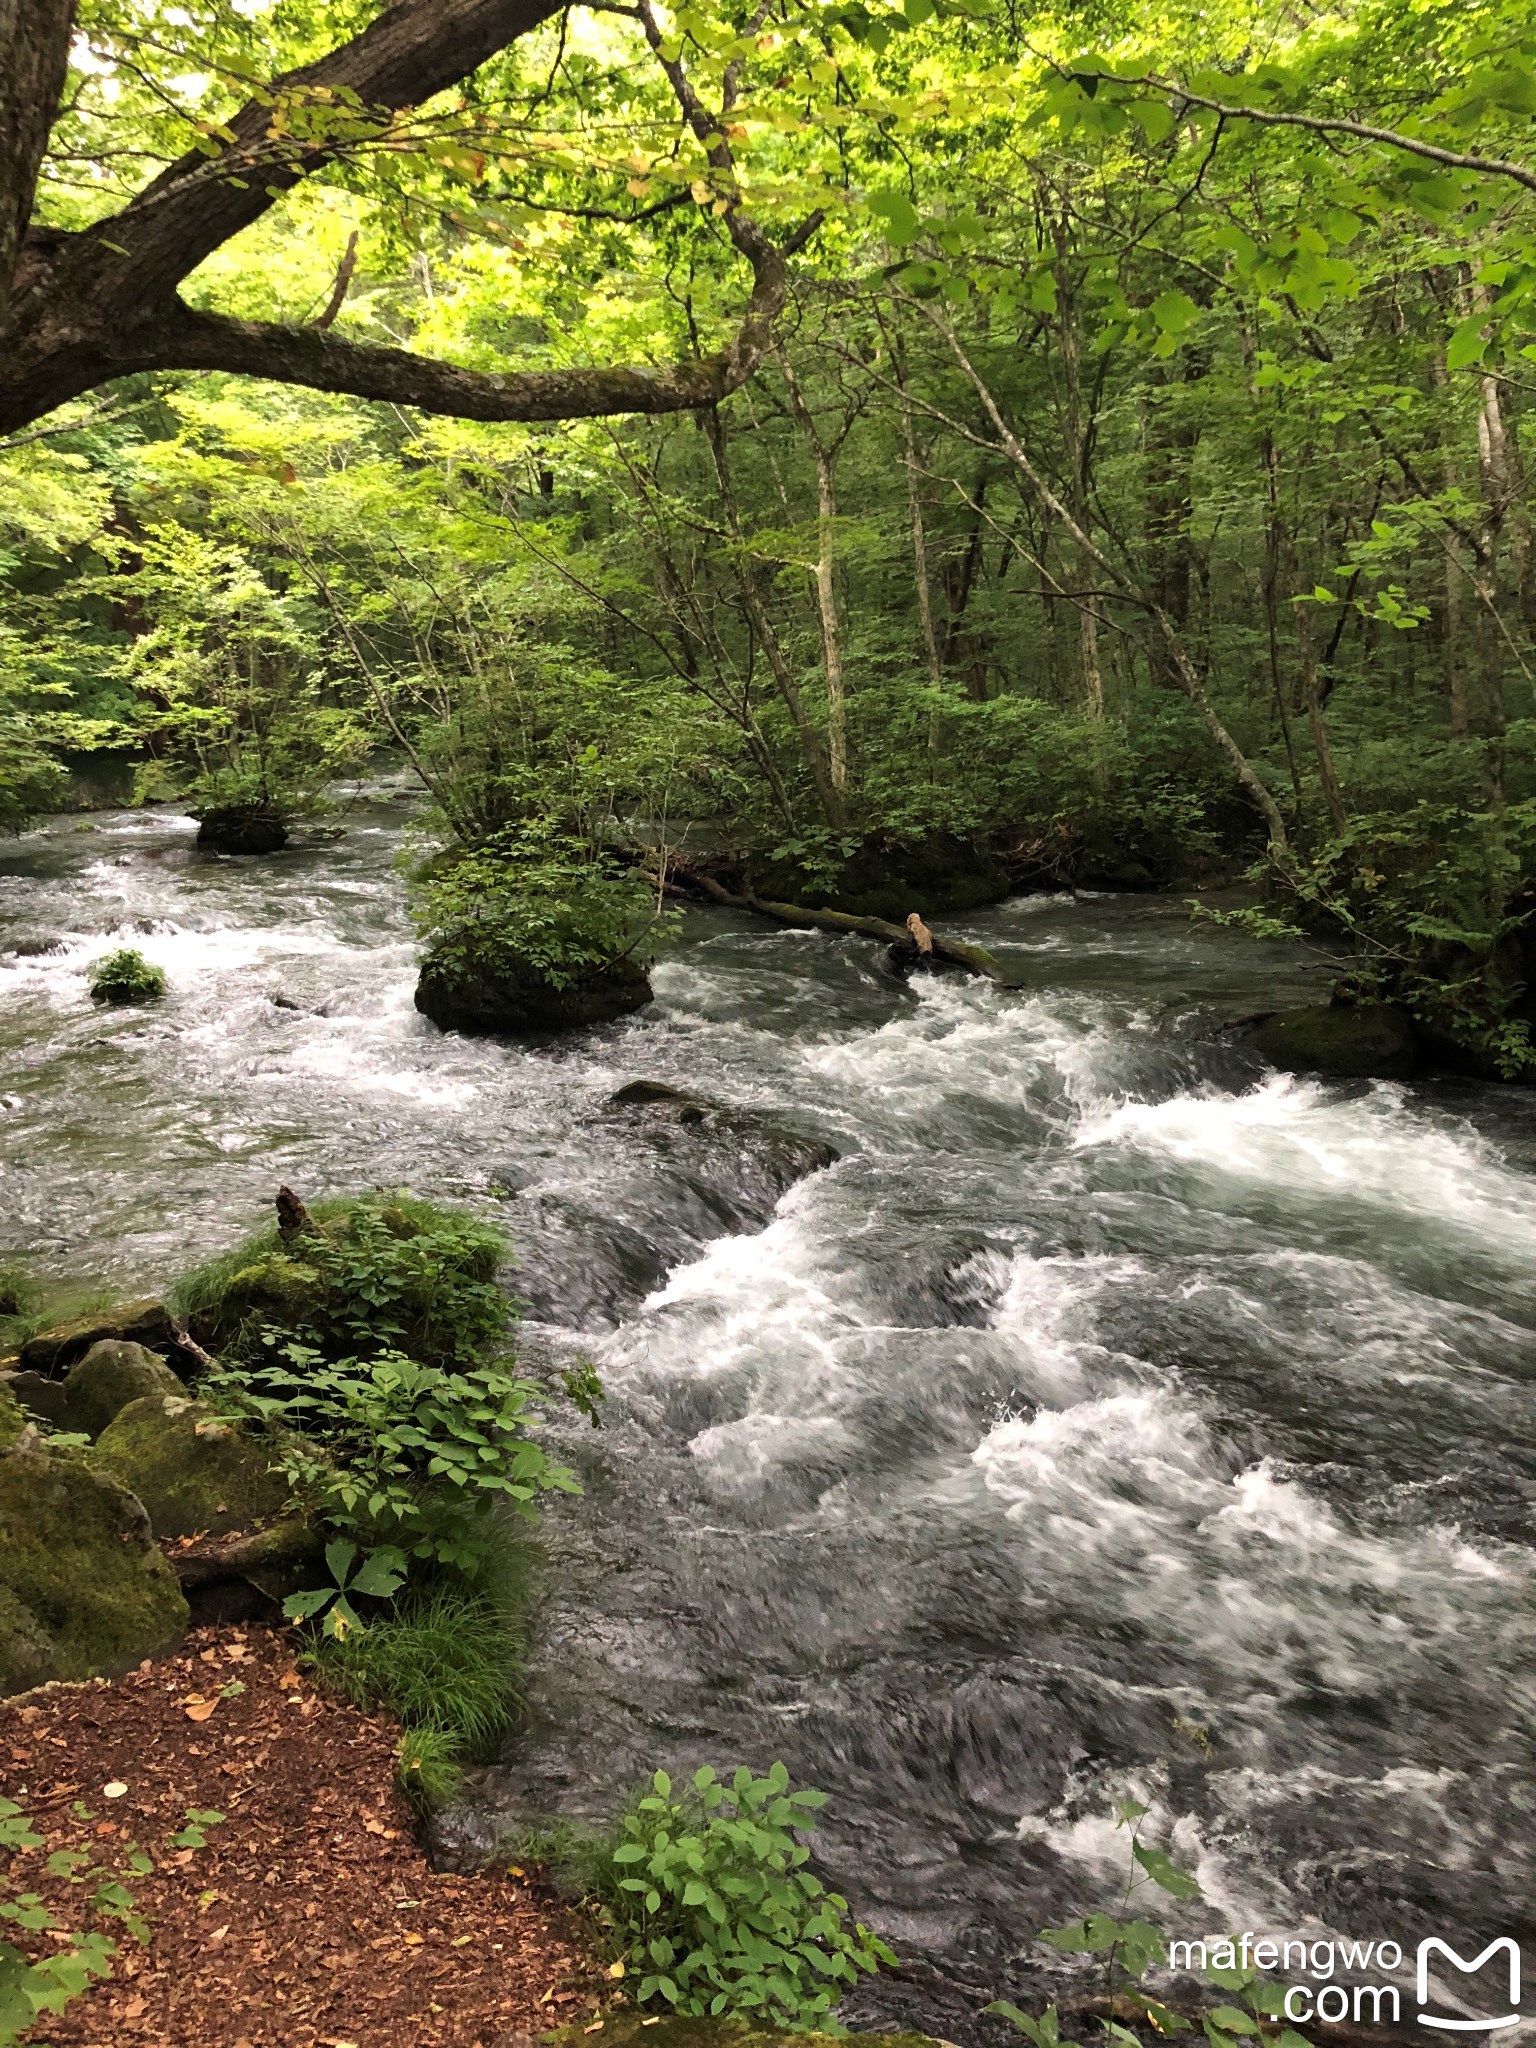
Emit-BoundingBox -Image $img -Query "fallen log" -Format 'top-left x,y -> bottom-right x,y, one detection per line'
166,1516 -> 318,1589
679,869 -> 1013,984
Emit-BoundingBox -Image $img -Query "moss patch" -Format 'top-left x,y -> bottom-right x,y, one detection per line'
90,1394 -> 292,1540
1251,1001 -> 1418,1080
0,1437 -> 188,1694
19,1298 -> 183,1378
63,1339 -> 186,1439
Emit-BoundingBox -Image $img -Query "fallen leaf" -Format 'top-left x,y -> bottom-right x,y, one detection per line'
185,1701 -> 217,1723
102,1780 -> 128,1799
585,2025 -> 605,2036
277,1668 -> 302,1689
607,1960 -> 627,1979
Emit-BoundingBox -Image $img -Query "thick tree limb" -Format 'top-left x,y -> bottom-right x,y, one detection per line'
0,0 -> 802,435
682,867 -> 1012,982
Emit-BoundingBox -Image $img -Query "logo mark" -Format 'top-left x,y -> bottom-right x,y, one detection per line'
1417,1938 -> 1521,2032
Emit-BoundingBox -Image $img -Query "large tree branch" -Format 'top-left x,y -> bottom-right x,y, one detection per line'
68,0 -> 566,310
146,239 -> 786,417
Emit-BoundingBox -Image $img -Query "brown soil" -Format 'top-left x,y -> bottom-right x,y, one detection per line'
3,1626 -> 603,2048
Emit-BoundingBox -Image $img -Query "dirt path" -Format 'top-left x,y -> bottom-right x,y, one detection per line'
4,1626 -> 601,2048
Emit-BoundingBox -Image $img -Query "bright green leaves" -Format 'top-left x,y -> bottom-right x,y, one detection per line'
868,188 -> 921,245
1132,1842 -> 1202,1897
282,1538 -> 410,1640
604,1761 -> 893,2028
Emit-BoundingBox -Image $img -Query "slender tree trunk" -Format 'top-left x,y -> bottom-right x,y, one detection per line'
778,351 -> 850,795
926,304 -> 1289,852
1280,521 -> 1349,833
701,406 -> 843,826
1473,354 -> 1513,805
893,339 -> 945,749
1052,212 -> 1103,720
1429,345 -> 1471,739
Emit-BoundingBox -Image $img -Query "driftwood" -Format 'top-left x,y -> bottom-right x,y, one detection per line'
275,1183 -> 313,1243
680,870 -> 1013,984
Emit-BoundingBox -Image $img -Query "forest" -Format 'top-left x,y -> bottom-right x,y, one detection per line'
3,0 -> 1535,1067
3,1 -> 1536,2045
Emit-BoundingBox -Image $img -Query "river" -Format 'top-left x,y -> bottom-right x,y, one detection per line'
3,791 -> 1535,2039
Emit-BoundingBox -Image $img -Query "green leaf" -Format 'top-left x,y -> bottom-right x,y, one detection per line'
869,189 -> 922,246
1150,289 -> 1200,334
1132,1843 -> 1201,1897
1127,100 -> 1174,143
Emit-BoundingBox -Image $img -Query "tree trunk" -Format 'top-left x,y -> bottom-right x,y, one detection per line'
701,406 -> 843,826
0,0 -> 74,316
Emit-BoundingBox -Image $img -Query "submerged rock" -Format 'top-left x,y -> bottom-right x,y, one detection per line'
415,945 -> 652,1037
0,1433 -> 188,1695
196,807 -> 289,855
90,1393 -> 291,1540
63,1339 -> 185,1440
1251,1001 -> 1418,1081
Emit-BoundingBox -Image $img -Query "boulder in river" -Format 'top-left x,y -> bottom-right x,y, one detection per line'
415,943 -> 652,1036
90,1393 -> 292,1541
0,1428 -> 189,1695
195,805 -> 290,855
1251,1001 -> 1418,1080
63,1339 -> 186,1439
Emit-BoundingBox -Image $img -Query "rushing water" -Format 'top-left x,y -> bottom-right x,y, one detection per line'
4,793 -> 1536,2039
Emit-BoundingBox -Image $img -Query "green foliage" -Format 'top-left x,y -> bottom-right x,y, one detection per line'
282,1535 -> 409,1640
985,1802 -> 1313,2048
0,1797 -> 145,2045
87,948 -> 166,1006
216,1342 -> 579,1572
174,1193 -> 510,1372
413,822 -> 671,993
307,1570 -> 529,1807
597,1763 -> 894,2030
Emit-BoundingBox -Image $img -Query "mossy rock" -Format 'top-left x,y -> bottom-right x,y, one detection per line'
1251,1002 -> 1418,1081
19,1298 -> 183,1379
63,1340 -> 185,1440
196,806 -> 289,855
544,2021 -> 950,2048
0,1383 -> 26,1451
0,1436 -> 188,1695
754,834 -> 1009,924
90,1394 -> 291,1540
415,943 -> 653,1036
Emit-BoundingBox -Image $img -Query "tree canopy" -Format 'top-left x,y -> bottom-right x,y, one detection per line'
2,0 -> 1535,1064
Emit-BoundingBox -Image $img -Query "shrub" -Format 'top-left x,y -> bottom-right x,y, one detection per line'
87,948 -> 165,1005
173,1193 -> 510,1371
211,1341 -> 578,1572
412,821 -> 670,993
597,1764 -> 893,2030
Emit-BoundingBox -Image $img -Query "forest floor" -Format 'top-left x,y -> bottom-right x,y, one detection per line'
5,1625 -> 604,2048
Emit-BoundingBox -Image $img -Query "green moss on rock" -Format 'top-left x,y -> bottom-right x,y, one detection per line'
0,1383 -> 26,1450
63,1340 -> 185,1440
1251,1002 -> 1418,1081
0,1437 -> 188,1695
90,1394 -> 291,1540
415,943 -> 653,1036
19,1298 -> 181,1378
